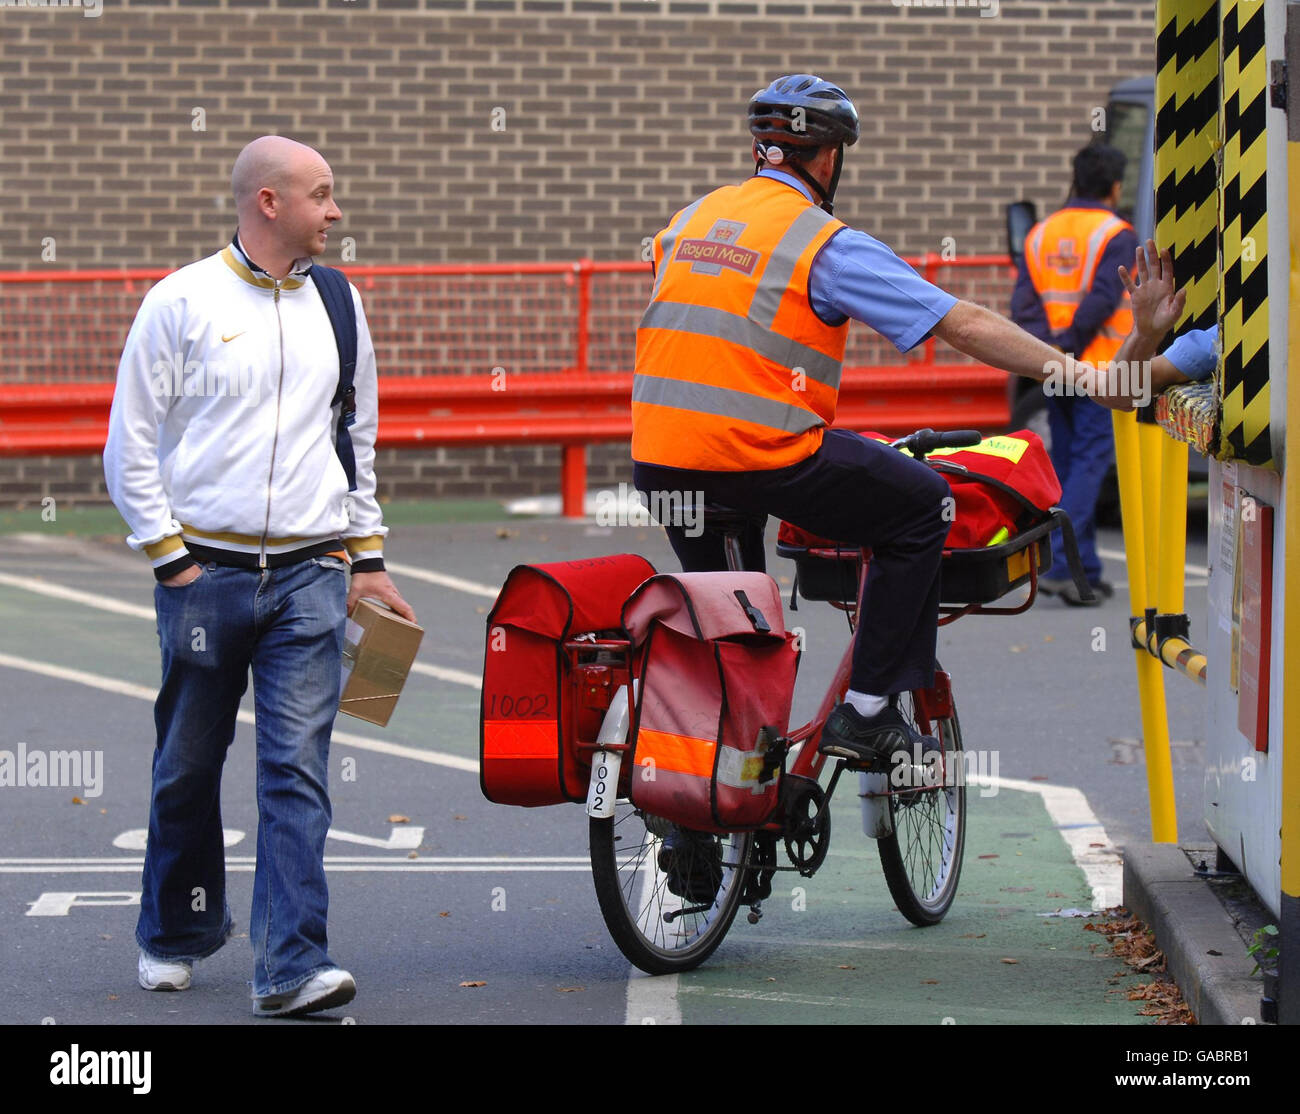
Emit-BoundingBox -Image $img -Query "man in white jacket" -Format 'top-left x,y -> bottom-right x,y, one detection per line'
105,136 -> 414,1018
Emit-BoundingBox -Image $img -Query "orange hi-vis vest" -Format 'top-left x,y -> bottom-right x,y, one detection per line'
632,175 -> 850,471
1024,206 -> 1134,368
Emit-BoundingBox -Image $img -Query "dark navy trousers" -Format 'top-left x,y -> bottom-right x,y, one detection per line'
633,428 -> 950,696
1044,393 -> 1113,584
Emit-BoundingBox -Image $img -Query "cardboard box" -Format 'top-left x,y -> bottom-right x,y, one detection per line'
339,599 -> 424,726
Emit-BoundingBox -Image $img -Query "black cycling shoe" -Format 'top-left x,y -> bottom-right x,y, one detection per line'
818,701 -> 939,767
658,830 -> 723,904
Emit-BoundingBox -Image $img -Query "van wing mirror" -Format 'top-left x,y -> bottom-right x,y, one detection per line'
1005,200 -> 1038,271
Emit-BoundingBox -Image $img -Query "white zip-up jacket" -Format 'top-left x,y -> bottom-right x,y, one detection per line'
104,239 -> 387,580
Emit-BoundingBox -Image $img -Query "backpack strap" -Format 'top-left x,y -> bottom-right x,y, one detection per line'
311,264 -> 359,492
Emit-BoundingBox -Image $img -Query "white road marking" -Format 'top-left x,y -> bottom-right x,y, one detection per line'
968,774 -> 1122,911
0,652 -> 480,773
0,570 -> 155,620
0,568 -> 484,690
7,856 -> 591,876
384,560 -> 500,599
1096,546 -> 1208,578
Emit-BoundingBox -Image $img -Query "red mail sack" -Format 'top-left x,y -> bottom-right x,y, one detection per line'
777,430 -> 1061,552
481,554 -> 655,806
622,572 -> 799,833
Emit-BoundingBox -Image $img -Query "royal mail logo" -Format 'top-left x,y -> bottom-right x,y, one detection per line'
675,238 -> 760,274
1046,238 -> 1080,272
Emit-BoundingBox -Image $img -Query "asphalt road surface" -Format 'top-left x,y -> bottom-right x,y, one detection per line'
0,502 -> 1211,1026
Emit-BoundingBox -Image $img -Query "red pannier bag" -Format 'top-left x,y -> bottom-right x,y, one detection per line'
481,554 -> 655,806
621,571 -> 799,833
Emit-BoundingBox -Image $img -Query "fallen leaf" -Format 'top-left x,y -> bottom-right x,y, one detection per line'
557,986 -> 584,993
921,979 -> 939,984
459,980 -> 486,988
1001,886 -> 1034,893
978,853 -> 999,860
1046,891 -> 1067,898
1009,644 -> 1027,654
388,814 -> 410,824
496,527 -> 517,539
99,809 -> 107,815
1089,841 -> 1107,848
765,977 -> 777,982
1030,775 -> 1049,781
958,933 -> 986,939
99,934 -> 112,940
453,814 -> 467,821
407,850 -> 419,859
1000,958 -> 1019,965
107,994 -> 118,1001
1043,635 -> 1055,642
1206,949 -> 1222,956
71,797 -> 84,805
439,911 -> 451,917
837,965 -> 856,970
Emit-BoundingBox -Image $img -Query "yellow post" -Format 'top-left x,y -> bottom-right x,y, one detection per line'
1157,436 -> 1190,617
1113,410 -> 1179,841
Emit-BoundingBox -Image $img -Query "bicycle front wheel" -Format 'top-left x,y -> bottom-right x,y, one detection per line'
590,804 -> 753,975
876,684 -> 966,925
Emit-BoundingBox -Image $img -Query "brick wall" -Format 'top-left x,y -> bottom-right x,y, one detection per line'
0,0 -> 1155,506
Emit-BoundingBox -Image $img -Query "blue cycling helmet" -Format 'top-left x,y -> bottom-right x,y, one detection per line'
748,75 -> 859,213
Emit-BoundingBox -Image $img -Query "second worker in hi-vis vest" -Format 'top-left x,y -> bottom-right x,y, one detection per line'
631,74 -> 1185,766
1012,144 -> 1138,606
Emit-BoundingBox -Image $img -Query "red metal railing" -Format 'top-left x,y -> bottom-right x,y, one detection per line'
0,255 -> 1018,515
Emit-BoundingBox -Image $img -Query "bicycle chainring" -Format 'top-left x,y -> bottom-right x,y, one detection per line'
781,776 -> 831,877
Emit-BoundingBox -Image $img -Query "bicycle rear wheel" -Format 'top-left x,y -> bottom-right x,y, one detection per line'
876,682 -> 965,925
590,805 -> 753,975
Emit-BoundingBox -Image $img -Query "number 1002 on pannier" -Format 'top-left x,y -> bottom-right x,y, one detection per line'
480,554 -> 655,807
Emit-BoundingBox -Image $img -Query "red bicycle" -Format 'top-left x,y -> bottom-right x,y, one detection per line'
581,427 -> 1084,974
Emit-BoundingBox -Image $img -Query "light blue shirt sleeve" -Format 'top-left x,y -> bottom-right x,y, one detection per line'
808,228 -> 959,353
1163,325 -> 1218,381
752,167 -> 958,352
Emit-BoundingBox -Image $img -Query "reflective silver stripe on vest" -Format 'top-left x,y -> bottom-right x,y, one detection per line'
747,205 -> 837,328
1079,216 -> 1125,289
638,300 -> 842,389
1035,288 -> 1087,305
649,198 -> 706,302
633,373 -> 825,435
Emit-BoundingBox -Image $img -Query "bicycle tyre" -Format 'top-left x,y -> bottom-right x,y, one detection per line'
876,682 -> 966,926
590,805 -> 753,975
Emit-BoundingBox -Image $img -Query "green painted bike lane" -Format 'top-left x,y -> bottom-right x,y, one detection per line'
672,781 -> 1148,1025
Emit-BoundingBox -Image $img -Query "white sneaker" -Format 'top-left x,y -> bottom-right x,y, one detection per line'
138,950 -> 192,992
253,968 -> 356,1018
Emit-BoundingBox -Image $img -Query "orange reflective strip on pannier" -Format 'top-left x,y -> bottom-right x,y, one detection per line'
483,720 -> 560,759
634,728 -> 716,779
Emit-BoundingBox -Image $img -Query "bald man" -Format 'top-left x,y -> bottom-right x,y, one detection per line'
106,136 -> 412,1018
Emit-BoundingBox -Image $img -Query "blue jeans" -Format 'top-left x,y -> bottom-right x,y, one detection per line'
136,555 -> 348,998
1045,393 -> 1114,584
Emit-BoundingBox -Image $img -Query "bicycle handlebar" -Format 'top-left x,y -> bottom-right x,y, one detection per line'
890,428 -> 983,457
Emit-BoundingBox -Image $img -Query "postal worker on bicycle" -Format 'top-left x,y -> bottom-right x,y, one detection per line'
631,74 -> 1185,767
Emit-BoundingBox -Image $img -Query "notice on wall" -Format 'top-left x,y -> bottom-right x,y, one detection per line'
1235,492 -> 1273,752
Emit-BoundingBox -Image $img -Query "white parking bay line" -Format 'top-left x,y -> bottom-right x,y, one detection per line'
968,774 -> 1122,911
0,570 -> 482,690
1,855 -> 590,874
0,652 -> 480,774
1096,546 -> 1209,578
384,560 -> 500,599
